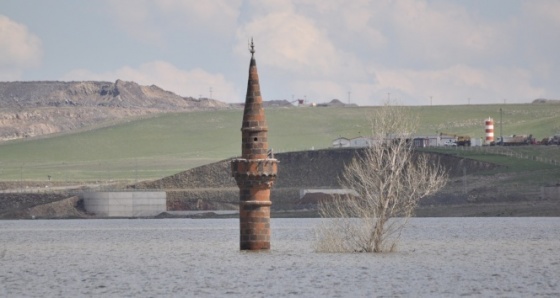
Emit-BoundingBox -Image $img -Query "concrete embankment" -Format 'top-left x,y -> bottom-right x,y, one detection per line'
132,148 -> 504,212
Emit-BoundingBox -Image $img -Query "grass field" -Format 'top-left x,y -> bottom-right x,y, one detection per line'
425,146 -> 560,172
424,145 -> 560,201
0,103 -> 559,181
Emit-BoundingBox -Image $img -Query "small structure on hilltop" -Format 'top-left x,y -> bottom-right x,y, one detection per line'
231,39 -> 278,250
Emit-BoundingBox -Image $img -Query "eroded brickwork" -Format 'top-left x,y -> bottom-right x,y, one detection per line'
231,40 -> 278,250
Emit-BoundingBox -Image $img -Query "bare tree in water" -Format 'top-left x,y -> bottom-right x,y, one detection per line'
314,103 -> 448,253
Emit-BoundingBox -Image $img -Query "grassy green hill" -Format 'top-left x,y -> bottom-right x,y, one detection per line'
0,103 -> 559,181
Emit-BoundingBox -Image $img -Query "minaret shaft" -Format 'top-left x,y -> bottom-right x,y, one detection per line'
231,40 -> 278,250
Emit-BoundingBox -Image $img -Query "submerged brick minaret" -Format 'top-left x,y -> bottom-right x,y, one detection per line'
231,39 -> 278,250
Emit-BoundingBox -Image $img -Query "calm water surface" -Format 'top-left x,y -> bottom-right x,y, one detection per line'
1,218 -> 559,297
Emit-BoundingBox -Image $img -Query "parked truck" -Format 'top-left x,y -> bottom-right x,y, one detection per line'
440,132 -> 471,146
495,134 -> 535,146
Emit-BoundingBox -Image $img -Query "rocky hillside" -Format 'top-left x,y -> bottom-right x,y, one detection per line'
532,98 -> 560,104
0,80 -> 229,141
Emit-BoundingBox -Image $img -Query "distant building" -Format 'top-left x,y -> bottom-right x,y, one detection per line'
332,136 -> 377,148
413,138 -> 429,148
414,135 -> 440,147
350,137 -> 373,147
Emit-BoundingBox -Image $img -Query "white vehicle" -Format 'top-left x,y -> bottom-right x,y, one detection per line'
443,139 -> 457,146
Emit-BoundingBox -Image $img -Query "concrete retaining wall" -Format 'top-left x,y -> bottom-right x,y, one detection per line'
82,192 -> 166,217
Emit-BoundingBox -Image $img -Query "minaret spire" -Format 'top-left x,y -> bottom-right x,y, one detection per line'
231,39 -> 278,250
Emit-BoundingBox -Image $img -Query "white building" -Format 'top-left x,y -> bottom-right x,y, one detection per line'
332,137 -> 350,148
332,136 -> 381,148
350,137 -> 374,147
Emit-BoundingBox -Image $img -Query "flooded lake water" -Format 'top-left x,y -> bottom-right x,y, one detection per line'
1,218 -> 559,297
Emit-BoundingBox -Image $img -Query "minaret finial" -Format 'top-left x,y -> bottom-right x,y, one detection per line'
249,37 -> 255,57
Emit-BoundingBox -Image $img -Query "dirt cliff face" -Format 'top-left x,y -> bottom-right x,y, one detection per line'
0,80 -> 230,141
0,106 -> 156,140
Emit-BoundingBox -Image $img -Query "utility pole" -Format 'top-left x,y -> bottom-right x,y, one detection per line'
348,91 -> 351,104
500,108 -> 503,146
430,96 -> 433,106
209,87 -> 213,99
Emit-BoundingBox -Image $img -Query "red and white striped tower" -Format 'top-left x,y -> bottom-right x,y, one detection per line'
231,39 -> 278,250
485,118 -> 494,144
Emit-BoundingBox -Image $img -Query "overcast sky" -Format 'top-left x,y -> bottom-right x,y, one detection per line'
1,0 -> 559,106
